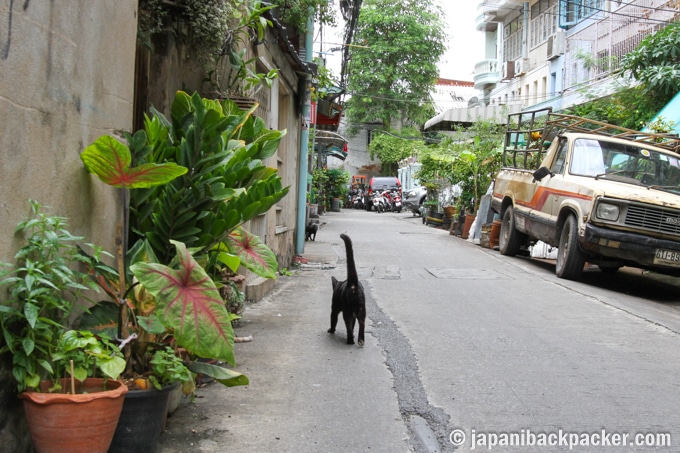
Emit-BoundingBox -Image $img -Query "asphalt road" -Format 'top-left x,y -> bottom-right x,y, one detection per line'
160,208 -> 680,453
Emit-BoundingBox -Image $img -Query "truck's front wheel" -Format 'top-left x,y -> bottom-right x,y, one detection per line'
499,207 -> 525,256
555,215 -> 585,280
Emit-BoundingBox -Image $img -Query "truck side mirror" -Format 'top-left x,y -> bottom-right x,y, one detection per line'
533,166 -> 553,182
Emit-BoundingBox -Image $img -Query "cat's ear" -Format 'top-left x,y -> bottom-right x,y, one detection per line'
331,276 -> 338,288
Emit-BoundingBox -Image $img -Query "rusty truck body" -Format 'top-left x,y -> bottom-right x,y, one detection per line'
491,108 -> 680,279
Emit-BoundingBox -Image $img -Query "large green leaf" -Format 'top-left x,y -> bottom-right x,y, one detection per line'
130,240 -> 235,365
186,360 -> 249,387
226,227 -> 278,279
81,136 -> 187,188
126,91 -> 290,272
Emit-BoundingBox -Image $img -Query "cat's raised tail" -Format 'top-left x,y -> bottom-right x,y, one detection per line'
340,234 -> 359,287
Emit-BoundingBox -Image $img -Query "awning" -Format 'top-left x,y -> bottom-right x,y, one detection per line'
424,104 -> 523,131
314,130 -> 349,160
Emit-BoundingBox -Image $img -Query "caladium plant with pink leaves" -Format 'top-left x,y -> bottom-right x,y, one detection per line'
130,241 -> 237,369
78,94 -> 294,387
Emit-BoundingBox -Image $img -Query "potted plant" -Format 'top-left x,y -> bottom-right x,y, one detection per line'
0,200 -> 127,453
422,199 -> 438,216
200,1 -> 279,104
78,90 -> 288,450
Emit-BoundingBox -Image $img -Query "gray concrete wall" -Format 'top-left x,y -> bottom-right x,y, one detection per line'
0,1 -> 136,258
0,2 -> 137,450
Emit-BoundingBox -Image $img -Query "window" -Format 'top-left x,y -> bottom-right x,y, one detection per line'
550,138 -> 568,174
530,0 -> 558,48
503,15 -> 524,62
559,0 -> 603,28
570,139 -> 605,176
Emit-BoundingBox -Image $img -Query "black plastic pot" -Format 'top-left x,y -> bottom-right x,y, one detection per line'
108,382 -> 178,453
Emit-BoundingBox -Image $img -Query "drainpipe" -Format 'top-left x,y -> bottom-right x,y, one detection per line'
295,10 -> 315,256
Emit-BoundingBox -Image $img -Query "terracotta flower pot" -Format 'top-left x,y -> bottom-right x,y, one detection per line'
461,213 -> 476,239
20,378 -> 128,453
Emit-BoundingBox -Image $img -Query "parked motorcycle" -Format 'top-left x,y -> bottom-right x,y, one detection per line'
371,192 -> 387,213
352,192 -> 365,210
390,190 -> 402,213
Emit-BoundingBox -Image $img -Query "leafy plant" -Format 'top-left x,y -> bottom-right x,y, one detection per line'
53,330 -> 125,386
0,201 -> 114,393
130,241 -> 235,365
368,129 -> 429,175
123,91 -> 289,275
148,346 -> 194,391
270,0 -> 336,34
564,84 -> 669,131
138,0 -> 236,63
620,22 -> 680,97
566,22 -> 680,130
311,168 -> 349,209
279,268 -> 293,277
201,1 -> 279,96
416,121 -> 503,212
311,57 -> 340,102
78,90 -> 291,391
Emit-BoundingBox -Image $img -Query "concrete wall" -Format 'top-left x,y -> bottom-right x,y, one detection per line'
0,2 -> 136,258
0,1 -> 138,450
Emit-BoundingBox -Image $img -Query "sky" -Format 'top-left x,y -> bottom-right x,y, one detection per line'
437,1 -> 485,81
314,1 -> 485,82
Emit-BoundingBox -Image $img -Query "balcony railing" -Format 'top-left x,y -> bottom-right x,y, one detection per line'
473,59 -> 500,90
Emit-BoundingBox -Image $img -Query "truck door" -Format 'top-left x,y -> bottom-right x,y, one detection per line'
532,138 -> 568,239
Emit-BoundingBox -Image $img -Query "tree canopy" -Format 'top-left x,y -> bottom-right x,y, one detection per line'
368,128 -> 431,175
620,22 -> 680,97
343,0 -> 446,133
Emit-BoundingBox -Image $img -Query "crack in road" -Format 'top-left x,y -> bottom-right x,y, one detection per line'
365,279 -> 454,453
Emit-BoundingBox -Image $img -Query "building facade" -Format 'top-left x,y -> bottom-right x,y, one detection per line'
476,0 -> 679,112
426,0 -> 680,131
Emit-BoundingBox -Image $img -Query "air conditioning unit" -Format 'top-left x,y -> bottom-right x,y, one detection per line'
501,60 -> 515,80
547,31 -> 565,60
514,58 -> 529,76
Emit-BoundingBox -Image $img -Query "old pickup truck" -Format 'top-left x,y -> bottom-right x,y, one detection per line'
491,108 -> 680,279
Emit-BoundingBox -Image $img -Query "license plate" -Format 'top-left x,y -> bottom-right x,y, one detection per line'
654,249 -> 680,267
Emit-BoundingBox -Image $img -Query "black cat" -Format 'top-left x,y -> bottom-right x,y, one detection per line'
306,222 -> 318,241
328,234 -> 366,345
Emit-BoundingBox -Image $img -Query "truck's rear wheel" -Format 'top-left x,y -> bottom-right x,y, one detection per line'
555,215 -> 585,280
499,207 -> 525,256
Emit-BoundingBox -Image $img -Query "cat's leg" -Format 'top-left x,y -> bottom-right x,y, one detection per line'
343,312 -> 355,344
357,307 -> 366,346
328,309 -> 339,334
